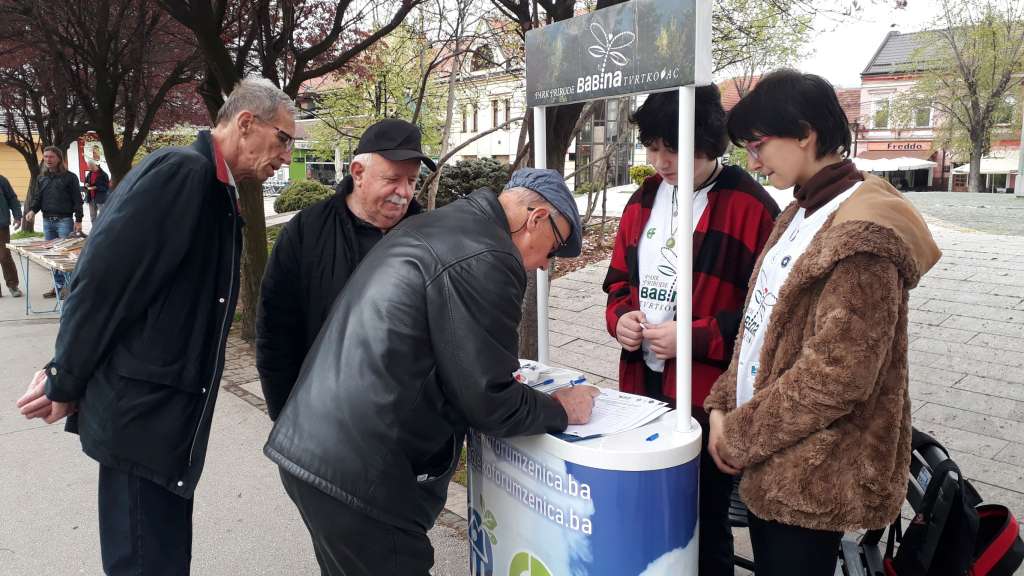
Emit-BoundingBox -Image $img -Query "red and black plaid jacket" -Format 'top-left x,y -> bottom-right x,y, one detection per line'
603,165 -> 779,406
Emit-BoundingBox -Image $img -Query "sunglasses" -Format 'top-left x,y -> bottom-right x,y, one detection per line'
744,136 -> 774,161
256,116 -> 296,152
527,206 -> 569,259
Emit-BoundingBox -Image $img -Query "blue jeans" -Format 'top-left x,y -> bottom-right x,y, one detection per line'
43,216 -> 73,290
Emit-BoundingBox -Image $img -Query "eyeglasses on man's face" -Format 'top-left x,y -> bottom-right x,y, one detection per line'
527,206 -> 568,259
256,116 -> 295,152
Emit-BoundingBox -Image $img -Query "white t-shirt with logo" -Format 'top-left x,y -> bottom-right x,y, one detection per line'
735,181 -> 862,406
638,179 -> 712,372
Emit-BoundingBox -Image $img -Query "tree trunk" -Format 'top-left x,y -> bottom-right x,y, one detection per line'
21,166 -> 40,232
428,57 -> 461,210
968,139 -> 985,193
519,271 -> 539,360
237,179 -> 268,340
544,104 -> 585,174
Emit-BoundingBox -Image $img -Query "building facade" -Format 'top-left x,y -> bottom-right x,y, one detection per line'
859,30 -> 1020,193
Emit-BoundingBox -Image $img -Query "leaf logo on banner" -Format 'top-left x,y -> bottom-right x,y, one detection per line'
509,551 -> 553,576
588,23 -> 635,75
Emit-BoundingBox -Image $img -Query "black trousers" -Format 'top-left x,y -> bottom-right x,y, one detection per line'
279,469 -> 434,576
98,464 -> 194,575
748,511 -> 843,576
644,367 -> 734,576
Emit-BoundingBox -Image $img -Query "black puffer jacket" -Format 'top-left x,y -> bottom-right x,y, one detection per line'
256,176 -> 421,419
265,189 -> 568,532
30,170 -> 83,221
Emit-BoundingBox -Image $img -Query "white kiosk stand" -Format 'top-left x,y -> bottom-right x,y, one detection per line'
468,1 -> 711,574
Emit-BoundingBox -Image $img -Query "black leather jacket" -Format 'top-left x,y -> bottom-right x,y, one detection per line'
265,189 -> 568,532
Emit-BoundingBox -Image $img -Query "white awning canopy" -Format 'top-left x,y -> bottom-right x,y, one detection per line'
951,150 -> 1020,174
854,156 -> 938,172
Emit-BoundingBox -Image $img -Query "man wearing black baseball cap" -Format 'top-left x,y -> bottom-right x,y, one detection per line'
257,118 -> 434,420
265,167 -> 598,575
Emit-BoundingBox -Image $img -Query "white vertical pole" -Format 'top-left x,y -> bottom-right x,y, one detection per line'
534,106 -> 551,364
1016,97 -> 1024,197
676,86 -> 694,433
676,0 -> 712,433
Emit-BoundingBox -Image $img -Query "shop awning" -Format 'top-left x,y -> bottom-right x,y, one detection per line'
854,156 -> 937,172
857,149 -> 934,161
951,150 -> 1020,174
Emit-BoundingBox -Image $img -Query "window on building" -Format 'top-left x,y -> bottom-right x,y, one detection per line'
471,46 -> 495,71
913,106 -> 931,128
505,99 -> 511,124
462,105 -> 468,133
472,104 -> 478,132
874,100 -> 890,129
492,99 -> 499,128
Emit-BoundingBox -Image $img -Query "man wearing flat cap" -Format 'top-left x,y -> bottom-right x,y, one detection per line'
257,118 -> 435,419
265,167 -> 599,575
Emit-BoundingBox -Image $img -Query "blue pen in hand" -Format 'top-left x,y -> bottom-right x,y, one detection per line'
568,376 -> 587,386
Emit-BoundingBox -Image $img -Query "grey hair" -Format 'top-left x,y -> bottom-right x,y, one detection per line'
351,152 -> 374,171
501,186 -> 546,206
215,76 -> 296,126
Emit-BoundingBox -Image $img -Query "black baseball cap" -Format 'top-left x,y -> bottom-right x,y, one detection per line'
354,119 -> 436,171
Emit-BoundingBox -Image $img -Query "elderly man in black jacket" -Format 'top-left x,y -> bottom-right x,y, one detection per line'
265,168 -> 600,576
17,77 -> 296,576
256,119 -> 433,419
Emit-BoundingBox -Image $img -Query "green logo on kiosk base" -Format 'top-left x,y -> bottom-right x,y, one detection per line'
509,551 -> 553,576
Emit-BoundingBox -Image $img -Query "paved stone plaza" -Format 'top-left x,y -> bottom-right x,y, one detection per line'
3,195 -> 1024,574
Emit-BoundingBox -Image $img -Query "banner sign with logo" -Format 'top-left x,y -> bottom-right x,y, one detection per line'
525,0 -> 695,107
467,431 -> 699,575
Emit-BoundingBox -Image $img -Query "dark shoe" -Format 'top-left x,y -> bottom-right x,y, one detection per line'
43,288 -> 56,299
9,286 -> 22,297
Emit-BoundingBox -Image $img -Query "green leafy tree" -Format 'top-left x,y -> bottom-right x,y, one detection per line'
896,0 -> 1024,192
308,25 -> 448,168
435,157 -> 511,207
629,165 -> 656,186
273,181 -> 335,213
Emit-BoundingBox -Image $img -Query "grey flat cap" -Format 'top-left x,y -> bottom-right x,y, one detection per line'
504,168 -> 582,257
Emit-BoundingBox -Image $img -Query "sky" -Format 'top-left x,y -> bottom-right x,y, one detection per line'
795,0 -> 945,87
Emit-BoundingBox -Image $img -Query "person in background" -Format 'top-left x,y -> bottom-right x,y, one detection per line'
603,85 -> 779,575
0,173 -> 24,297
257,119 -> 431,420
23,146 -> 82,298
16,77 -> 296,576
705,69 -> 940,576
84,159 -> 110,222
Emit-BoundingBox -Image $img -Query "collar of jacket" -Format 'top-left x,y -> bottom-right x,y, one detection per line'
192,130 -> 232,186
793,159 -> 863,216
465,188 -> 512,235
190,130 -> 221,177
769,173 -> 939,293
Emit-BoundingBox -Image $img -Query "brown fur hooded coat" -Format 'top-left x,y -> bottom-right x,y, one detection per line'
703,173 -> 941,532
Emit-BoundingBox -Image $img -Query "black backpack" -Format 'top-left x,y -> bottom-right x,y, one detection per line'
860,429 -> 1024,576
